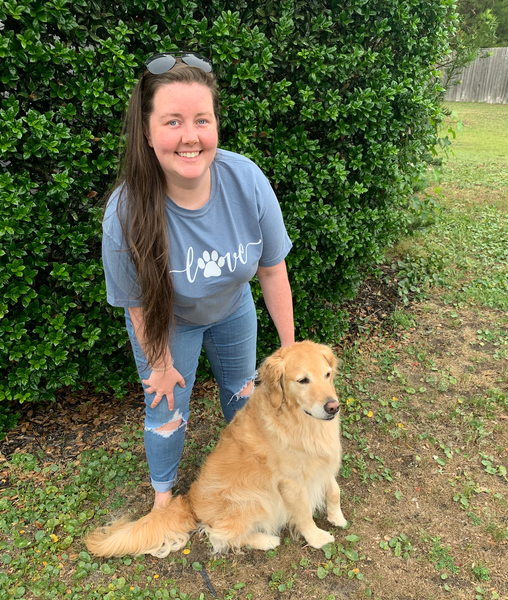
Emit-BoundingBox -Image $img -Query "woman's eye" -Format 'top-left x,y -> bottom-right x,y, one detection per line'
197,119 -> 207,125
168,120 -> 178,126
297,377 -> 309,384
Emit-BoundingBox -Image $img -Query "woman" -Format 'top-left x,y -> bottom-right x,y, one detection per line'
102,52 -> 294,509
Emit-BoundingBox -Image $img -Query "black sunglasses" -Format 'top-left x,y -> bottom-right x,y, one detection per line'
145,52 -> 212,75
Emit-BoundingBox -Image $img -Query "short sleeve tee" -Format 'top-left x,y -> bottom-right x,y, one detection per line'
102,149 -> 292,325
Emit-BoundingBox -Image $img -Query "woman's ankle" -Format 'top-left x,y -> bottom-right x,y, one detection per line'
153,489 -> 172,510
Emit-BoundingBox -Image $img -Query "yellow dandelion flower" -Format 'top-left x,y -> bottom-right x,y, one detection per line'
50,534 -> 58,542
130,587 -> 134,591
154,575 -> 159,579
183,549 -> 190,555
346,398 -> 354,405
398,422 -> 404,428
392,397 -> 397,401
367,411 -> 373,418
20,530 -> 25,534
352,568 -> 360,574
457,399 -> 463,404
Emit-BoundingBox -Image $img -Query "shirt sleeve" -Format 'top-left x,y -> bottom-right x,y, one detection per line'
255,170 -> 292,268
102,193 -> 143,307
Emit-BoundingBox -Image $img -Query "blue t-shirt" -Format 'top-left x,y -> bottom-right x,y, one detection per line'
102,149 -> 292,325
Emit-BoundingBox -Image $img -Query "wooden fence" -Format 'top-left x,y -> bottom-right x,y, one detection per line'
444,47 -> 508,104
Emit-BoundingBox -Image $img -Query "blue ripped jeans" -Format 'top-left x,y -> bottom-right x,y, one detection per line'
125,286 -> 257,493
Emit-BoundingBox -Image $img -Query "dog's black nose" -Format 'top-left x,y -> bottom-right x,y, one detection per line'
324,399 -> 340,415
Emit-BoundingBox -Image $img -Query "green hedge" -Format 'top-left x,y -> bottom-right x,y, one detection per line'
0,0 -> 456,410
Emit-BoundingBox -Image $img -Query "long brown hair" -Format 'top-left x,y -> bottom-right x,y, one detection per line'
112,61 -> 220,367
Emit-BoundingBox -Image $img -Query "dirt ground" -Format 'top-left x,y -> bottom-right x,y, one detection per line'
2,284 -> 507,600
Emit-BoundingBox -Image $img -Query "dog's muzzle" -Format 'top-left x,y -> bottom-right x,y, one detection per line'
304,398 -> 340,420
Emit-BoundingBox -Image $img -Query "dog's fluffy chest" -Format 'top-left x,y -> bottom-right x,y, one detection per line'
269,432 -> 342,481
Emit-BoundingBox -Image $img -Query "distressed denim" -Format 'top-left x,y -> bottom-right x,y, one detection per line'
125,286 -> 257,493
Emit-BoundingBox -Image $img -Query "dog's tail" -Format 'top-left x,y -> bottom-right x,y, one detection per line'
84,495 -> 197,558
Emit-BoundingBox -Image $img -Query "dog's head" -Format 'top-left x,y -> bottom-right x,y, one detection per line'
258,341 -> 339,420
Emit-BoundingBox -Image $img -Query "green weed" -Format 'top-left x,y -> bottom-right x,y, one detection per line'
379,534 -> 414,559
471,561 -> 490,582
388,309 -> 416,331
485,518 -> 508,543
425,536 -> 459,576
319,537 -> 365,581
269,568 -> 297,592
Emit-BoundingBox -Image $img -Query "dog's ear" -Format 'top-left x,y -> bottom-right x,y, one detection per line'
258,351 -> 285,409
321,345 -> 337,372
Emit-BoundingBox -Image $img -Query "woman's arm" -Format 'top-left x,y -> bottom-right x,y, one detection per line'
256,260 -> 295,347
128,306 -> 185,410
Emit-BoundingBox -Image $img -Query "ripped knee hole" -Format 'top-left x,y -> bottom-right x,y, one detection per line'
155,419 -> 183,433
238,380 -> 254,397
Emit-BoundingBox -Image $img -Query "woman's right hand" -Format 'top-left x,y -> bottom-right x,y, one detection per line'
142,367 -> 186,411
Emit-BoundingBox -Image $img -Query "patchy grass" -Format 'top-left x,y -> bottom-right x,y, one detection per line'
1,102 -> 508,600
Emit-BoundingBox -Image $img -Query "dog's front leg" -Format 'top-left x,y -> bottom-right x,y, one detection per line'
278,479 -> 334,549
325,477 -> 348,528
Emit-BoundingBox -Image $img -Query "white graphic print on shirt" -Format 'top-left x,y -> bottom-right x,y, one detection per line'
198,250 -> 225,278
170,240 -> 262,282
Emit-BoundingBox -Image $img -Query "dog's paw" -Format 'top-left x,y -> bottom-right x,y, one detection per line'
259,535 -> 281,551
328,508 -> 348,528
304,528 -> 335,549
244,533 -> 281,551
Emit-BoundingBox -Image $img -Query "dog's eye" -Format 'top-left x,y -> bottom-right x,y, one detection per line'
325,372 -> 331,379
297,377 -> 309,384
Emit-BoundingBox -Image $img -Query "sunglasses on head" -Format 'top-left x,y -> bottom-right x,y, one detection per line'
145,52 -> 213,75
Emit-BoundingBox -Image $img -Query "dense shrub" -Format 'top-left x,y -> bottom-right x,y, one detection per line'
0,0 -> 456,411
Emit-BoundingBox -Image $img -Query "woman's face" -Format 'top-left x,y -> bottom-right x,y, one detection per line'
145,82 -> 218,192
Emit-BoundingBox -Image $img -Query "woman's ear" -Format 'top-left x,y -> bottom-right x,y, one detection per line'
258,351 -> 285,409
143,129 -> 153,148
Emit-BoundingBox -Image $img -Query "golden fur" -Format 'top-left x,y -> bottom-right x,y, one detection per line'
85,341 -> 347,557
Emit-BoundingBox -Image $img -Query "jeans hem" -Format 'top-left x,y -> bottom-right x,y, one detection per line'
150,477 -> 177,493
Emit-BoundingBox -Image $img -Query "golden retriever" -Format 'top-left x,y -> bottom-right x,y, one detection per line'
85,340 -> 347,557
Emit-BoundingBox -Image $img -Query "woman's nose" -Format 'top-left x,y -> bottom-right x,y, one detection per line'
181,124 -> 198,144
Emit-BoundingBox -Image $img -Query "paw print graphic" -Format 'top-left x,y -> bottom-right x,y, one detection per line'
197,250 -> 225,278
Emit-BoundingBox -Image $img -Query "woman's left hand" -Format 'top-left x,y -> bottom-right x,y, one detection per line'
142,367 -> 186,411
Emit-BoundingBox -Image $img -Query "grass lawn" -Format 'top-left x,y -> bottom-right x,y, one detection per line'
1,102 -> 507,600
442,102 -> 508,164
436,102 -> 508,194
